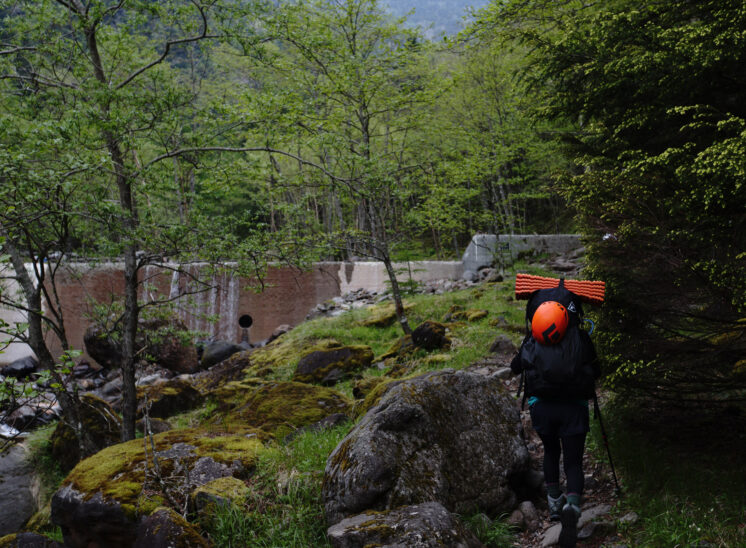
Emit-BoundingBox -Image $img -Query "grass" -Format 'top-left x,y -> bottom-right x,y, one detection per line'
589,396 -> 746,547
201,423 -> 350,547
29,260 -> 746,546
461,513 -> 518,547
25,422 -> 66,503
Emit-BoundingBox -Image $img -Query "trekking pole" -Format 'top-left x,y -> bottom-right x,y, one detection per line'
593,394 -> 622,495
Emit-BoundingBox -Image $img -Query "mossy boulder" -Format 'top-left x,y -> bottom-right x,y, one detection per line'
50,427 -> 264,548
190,476 -> 248,513
322,369 -> 530,526
137,378 -> 204,419
50,394 -> 122,473
378,335 -> 416,362
327,502 -> 485,548
359,303 -> 412,328
352,376 -> 387,400
133,507 -> 209,548
84,319 -> 198,373
209,380 -> 351,437
0,533 -> 61,547
411,321 -> 451,351
188,349 -> 253,394
244,335 -> 325,379
293,341 -> 374,385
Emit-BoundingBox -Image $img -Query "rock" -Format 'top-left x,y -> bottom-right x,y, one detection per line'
50,394 -> 121,473
462,269 -> 478,282
83,325 -> 123,369
209,379 -> 351,436
359,303 -> 411,328
265,324 -> 292,345
293,342 -> 374,385
52,486 -> 137,548
150,333 -> 199,374
137,378 -> 204,419
133,507 -> 209,548
50,428 -> 265,547
190,477 -> 249,513
542,523 -> 562,547
489,334 -> 518,354
578,519 -> 616,540
0,356 -> 38,379
137,417 -> 172,435
541,503 -> 613,547
352,377 -> 386,399
99,375 -> 123,399
199,340 -> 243,369
326,502 -> 485,548
578,504 -> 613,528
284,413 -> 349,443
411,321 -> 451,351
85,320 -> 198,373
0,532 -> 63,547
378,334 -> 416,361
619,511 -> 639,525
519,500 -> 541,532
467,309 -> 488,321
507,509 -> 525,530
322,369 -> 529,525
0,444 -> 38,536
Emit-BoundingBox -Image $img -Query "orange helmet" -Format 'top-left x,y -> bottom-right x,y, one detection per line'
531,301 -> 569,345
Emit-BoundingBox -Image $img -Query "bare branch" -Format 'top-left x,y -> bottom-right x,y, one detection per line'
142,145 -> 350,184
116,1 -> 217,90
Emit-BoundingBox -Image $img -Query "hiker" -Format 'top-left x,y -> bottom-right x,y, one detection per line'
510,281 -> 601,548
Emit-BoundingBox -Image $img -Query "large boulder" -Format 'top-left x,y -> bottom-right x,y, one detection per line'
199,340 -> 243,369
0,356 -> 38,379
0,532 -> 62,547
293,341 -> 374,385
209,379 -> 351,436
327,502 -> 485,548
84,320 -> 198,373
411,321 -> 450,351
50,428 -> 265,548
322,369 -> 529,526
137,378 -> 204,419
0,444 -> 38,537
133,507 -> 209,548
50,394 -> 122,473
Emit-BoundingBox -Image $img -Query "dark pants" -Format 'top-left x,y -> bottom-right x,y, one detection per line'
530,400 -> 589,496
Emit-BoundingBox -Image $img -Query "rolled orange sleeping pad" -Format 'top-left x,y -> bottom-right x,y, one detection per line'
515,273 -> 605,305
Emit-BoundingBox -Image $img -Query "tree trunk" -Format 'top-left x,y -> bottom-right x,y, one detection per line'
382,253 -> 412,335
0,231 -> 96,457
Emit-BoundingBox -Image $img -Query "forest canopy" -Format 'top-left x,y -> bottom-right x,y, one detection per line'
1,0 -> 744,414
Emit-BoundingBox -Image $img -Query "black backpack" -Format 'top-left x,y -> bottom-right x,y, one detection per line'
516,280 -> 598,402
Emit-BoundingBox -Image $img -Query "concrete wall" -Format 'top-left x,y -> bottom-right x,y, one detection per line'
0,264 -> 35,363
462,234 -> 582,272
0,260 -> 463,365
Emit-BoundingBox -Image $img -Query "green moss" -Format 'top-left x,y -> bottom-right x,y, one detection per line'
23,503 -> 52,533
191,477 -> 248,511
246,336 -> 335,379
293,344 -> 374,384
62,427 -> 267,520
466,309 -> 489,321
0,535 -> 16,547
359,302 -> 413,328
378,335 -> 415,361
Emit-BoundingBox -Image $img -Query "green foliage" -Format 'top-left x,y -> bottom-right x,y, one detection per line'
26,423 -> 67,503
486,0 -> 746,400
202,424 -> 350,547
461,513 -> 517,548
590,397 -> 746,546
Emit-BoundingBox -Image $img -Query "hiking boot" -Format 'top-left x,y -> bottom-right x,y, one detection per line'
547,493 -> 566,521
558,502 -> 581,547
